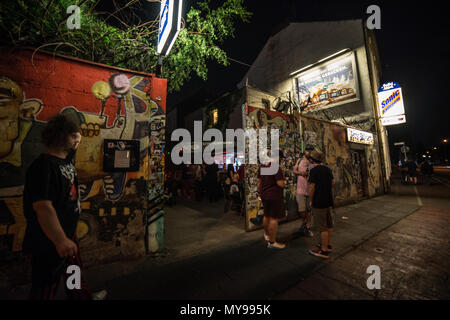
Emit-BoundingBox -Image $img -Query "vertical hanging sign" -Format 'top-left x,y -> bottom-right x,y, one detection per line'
157,0 -> 182,56
378,82 -> 406,126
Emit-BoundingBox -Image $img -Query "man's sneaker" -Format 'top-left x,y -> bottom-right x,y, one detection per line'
92,289 -> 108,300
309,249 -> 329,258
267,242 -> 286,249
305,228 -> 314,237
293,223 -> 306,236
316,243 -> 333,252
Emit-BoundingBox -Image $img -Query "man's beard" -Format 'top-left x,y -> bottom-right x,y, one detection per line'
66,147 -> 77,163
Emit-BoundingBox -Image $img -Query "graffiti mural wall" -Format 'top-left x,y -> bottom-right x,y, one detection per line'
243,105 -> 382,231
0,48 -> 166,267
244,106 -> 301,231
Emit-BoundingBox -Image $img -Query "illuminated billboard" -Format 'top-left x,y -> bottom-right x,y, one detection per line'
294,52 -> 360,113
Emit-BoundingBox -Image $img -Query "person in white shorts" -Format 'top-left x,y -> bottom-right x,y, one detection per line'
293,147 -> 315,237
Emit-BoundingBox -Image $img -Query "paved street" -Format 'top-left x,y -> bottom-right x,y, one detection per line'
4,172 -> 449,300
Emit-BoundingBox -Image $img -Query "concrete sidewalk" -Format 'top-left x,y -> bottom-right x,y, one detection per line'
276,205 -> 450,300
5,195 -> 420,300
276,180 -> 450,300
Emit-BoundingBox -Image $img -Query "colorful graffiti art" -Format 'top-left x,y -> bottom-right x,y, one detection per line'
0,76 -> 44,251
0,69 -> 166,262
242,105 -> 383,231
244,106 -> 301,231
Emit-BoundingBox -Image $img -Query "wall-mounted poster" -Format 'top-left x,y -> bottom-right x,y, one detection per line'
304,130 -> 317,146
103,139 -> 140,172
294,52 -> 360,113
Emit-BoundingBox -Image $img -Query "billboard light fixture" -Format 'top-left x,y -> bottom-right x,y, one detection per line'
317,49 -> 350,63
289,48 -> 351,76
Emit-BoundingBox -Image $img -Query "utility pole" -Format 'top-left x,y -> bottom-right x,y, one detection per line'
156,55 -> 163,78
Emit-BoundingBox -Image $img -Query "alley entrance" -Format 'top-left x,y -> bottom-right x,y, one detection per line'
163,158 -> 247,259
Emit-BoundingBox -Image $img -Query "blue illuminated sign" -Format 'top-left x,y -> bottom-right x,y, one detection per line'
157,0 -> 182,56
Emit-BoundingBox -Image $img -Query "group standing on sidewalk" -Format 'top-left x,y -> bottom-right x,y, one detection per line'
258,147 -> 335,259
399,157 -> 434,186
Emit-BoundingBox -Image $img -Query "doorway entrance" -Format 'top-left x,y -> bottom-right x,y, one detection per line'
350,150 -> 368,198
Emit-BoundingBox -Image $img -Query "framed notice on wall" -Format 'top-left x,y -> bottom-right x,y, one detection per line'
103,139 -> 140,172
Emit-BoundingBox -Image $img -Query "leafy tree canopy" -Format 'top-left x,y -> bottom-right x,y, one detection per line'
0,0 -> 251,92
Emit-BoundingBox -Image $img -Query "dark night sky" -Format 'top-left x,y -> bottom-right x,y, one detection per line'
168,0 -> 450,151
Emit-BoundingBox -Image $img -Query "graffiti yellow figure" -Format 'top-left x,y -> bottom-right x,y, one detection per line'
0,76 -> 42,162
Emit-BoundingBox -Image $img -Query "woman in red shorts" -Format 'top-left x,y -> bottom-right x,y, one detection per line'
257,151 -> 286,249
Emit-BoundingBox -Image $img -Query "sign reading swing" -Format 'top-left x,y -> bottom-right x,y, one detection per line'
377,82 -> 406,126
157,0 -> 182,56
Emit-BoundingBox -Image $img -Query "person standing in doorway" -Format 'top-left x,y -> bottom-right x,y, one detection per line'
293,146 -> 315,237
307,149 -> 334,259
258,151 -> 286,249
22,114 -> 106,300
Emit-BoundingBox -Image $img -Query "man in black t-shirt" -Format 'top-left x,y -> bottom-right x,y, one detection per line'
23,114 -> 105,300
307,149 -> 334,259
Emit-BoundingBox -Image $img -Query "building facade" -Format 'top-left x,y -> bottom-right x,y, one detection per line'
238,19 -> 391,188
173,20 -> 390,231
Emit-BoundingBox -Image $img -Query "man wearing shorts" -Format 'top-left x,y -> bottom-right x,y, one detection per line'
257,152 -> 286,249
293,147 -> 315,237
307,149 -> 334,259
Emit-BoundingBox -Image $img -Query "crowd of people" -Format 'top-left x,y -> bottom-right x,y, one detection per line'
164,147 -> 336,259
165,161 -> 246,212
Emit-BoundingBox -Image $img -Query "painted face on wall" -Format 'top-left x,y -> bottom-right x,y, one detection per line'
110,73 -> 131,95
0,77 -> 23,158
